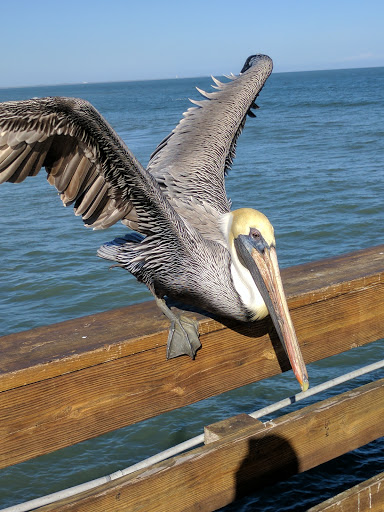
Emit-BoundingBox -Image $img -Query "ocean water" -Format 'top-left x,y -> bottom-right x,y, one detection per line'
0,66 -> 383,510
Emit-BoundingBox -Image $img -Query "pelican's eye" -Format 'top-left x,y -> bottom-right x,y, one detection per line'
249,228 -> 261,241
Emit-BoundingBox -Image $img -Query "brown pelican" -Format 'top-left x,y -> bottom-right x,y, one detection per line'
0,54 -> 309,391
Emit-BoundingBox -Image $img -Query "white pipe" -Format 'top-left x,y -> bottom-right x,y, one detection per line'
2,359 -> 383,512
250,359 -> 384,419
0,435 -> 204,512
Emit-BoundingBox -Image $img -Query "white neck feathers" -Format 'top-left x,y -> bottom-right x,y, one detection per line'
220,212 -> 268,320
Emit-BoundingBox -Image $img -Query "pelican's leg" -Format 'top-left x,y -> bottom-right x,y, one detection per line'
155,298 -> 201,359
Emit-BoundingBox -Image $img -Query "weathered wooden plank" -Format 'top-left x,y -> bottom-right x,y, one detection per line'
0,300 -> 172,392
1,245 -> 383,392
307,471 -> 384,512
204,413 -> 262,444
0,246 -> 383,469
37,378 -> 384,512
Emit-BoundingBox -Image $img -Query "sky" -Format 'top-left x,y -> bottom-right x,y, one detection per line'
1,0 -> 384,88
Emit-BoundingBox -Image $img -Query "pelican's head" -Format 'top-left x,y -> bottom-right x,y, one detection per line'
223,208 -> 309,392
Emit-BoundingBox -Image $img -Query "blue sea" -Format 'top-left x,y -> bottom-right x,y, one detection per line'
0,65 -> 383,510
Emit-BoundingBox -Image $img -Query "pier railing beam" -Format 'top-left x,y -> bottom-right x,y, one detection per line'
0,245 -> 383,469
307,471 -> 384,512
38,378 -> 384,512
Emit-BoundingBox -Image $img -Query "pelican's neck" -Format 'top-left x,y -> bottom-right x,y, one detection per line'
220,212 -> 268,320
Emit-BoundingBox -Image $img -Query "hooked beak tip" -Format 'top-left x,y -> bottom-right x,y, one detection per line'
299,376 -> 310,392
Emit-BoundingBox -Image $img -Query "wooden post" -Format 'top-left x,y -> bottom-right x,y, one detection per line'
204,413 -> 262,444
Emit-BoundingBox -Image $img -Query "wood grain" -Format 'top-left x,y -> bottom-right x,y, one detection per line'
38,378 -> 384,511
0,246 -> 383,469
307,471 -> 384,512
1,245 -> 383,392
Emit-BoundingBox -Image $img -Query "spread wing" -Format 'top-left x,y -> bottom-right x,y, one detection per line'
147,54 -> 273,238
0,53 -> 273,244
0,96 -> 155,231
0,96 -> 212,283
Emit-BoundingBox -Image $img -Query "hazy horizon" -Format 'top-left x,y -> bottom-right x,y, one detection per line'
2,63 -> 383,91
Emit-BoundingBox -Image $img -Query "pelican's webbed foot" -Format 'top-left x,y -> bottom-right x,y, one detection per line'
155,298 -> 201,359
167,315 -> 201,359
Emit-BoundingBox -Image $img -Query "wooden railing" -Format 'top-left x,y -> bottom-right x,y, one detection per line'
1,245 -> 383,511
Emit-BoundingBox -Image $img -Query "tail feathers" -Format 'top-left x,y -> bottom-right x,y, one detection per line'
97,232 -> 144,262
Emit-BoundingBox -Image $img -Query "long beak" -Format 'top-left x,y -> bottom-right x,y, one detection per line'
235,238 -> 309,391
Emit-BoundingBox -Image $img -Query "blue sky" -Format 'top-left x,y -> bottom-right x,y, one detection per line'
2,0 -> 383,87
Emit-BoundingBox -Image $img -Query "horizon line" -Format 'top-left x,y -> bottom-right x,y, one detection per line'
1,63 -> 383,91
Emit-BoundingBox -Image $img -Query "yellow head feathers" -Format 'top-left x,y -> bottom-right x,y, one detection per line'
228,208 -> 275,247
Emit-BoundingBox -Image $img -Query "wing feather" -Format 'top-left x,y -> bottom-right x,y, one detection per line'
62,156 -> 93,202
147,54 -> 273,238
19,140 -> 52,180
0,142 -> 27,170
0,97 -> 198,268
75,176 -> 106,217
0,97 -> 142,229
